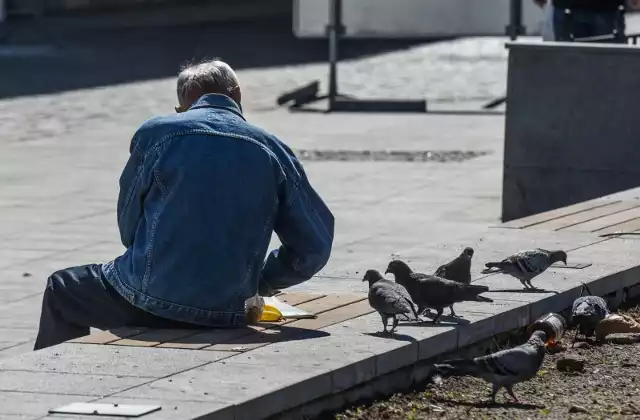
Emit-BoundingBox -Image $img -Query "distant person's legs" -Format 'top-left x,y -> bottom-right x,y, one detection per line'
554,8 -> 619,41
541,1 -> 556,41
33,264 -> 201,350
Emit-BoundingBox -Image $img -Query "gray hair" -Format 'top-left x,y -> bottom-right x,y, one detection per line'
176,59 -> 239,106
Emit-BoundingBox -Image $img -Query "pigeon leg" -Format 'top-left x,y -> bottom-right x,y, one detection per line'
526,280 -> 539,290
432,308 -> 444,324
505,384 -> 520,404
520,279 -> 531,290
390,315 -> 399,333
449,304 -> 457,317
490,383 -> 500,404
380,314 -> 389,334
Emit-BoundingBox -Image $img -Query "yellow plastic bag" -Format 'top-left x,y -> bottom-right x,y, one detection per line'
260,304 -> 283,322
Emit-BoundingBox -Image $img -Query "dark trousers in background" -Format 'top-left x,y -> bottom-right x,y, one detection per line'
553,8 -> 623,41
34,264 -> 202,350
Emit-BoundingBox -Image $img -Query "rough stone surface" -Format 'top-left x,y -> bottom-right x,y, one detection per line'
605,332 -> 640,344
556,354 -> 586,372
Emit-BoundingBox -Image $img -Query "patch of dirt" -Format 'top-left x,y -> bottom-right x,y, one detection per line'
335,306 -> 640,420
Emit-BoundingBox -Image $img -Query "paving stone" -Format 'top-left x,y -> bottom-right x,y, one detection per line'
110,329 -> 204,347
69,327 -> 148,345
0,340 -> 37,359
53,397 -> 235,420
222,333 -> 378,394
0,370 -> 149,396
157,327 -> 260,350
114,360 -> 332,420
0,391 -> 82,417
0,344 -> 231,378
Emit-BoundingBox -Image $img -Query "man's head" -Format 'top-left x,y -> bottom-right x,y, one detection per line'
175,59 -> 241,113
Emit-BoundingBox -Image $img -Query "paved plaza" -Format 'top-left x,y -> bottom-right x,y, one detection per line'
0,19 -> 513,358
1,14 -> 640,419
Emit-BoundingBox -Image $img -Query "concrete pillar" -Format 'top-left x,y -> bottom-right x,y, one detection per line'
502,41 -> 640,222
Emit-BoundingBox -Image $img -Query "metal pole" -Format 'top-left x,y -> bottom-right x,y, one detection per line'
507,0 -> 523,40
327,0 -> 342,109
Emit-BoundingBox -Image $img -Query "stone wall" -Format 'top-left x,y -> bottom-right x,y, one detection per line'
501,41 -> 640,222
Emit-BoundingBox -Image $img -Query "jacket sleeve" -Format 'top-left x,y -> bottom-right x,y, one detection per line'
259,155 -> 334,295
116,135 -> 152,248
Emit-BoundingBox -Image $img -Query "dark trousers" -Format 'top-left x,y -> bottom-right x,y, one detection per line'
553,8 -> 623,41
34,264 -> 202,350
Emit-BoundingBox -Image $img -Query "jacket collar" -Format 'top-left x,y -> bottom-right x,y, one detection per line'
188,93 -> 245,120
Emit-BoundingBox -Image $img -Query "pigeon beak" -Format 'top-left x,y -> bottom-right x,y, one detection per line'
384,269 -> 390,274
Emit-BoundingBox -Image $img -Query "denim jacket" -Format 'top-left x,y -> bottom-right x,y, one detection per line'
102,94 -> 334,327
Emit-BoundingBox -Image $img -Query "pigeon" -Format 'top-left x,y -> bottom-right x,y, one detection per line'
385,260 -> 493,324
434,247 -> 474,317
363,269 -> 418,334
481,248 -> 567,290
571,295 -> 609,338
432,330 -> 548,403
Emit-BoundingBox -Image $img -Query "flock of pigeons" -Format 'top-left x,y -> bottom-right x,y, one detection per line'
363,247 -> 568,334
362,246 -> 612,403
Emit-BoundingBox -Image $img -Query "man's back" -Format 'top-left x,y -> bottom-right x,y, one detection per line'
102,94 -> 334,326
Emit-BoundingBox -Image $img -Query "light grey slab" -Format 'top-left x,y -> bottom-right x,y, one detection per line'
0,340 -> 37,360
114,360 -> 332,420
85,397 -> 234,420
0,344 -> 231,378
0,371 -> 149,396
0,391 -> 83,417
328,312 -> 457,367
221,326 -> 380,394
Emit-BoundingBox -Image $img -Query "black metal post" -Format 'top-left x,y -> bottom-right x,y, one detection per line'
327,0 -> 343,110
506,0 -> 524,40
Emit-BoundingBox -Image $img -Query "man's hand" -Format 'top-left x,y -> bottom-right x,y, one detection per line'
533,0 -> 547,7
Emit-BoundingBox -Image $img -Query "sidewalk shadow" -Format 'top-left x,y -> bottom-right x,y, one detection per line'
105,323 -> 329,350
0,12 -> 440,99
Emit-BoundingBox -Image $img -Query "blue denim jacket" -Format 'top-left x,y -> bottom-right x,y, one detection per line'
102,94 -> 334,327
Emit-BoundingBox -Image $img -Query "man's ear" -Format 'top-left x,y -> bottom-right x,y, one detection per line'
229,87 -> 242,112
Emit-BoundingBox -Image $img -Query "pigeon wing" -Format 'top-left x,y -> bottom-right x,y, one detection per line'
510,249 -> 553,274
369,283 -> 413,315
473,344 -> 542,381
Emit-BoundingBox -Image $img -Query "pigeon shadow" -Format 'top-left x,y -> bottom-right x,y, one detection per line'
488,288 -> 559,295
363,332 -> 417,343
401,315 -> 471,327
433,397 -> 544,410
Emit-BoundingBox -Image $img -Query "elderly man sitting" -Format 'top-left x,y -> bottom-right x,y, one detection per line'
33,59 -> 335,350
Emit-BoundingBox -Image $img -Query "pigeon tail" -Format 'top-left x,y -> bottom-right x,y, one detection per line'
466,284 -> 490,293
433,359 -> 480,377
484,261 -> 508,271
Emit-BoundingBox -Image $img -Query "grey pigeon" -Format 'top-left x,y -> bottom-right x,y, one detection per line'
385,260 -> 493,324
482,248 -> 567,290
571,295 -> 609,338
434,247 -> 474,317
433,330 -> 548,403
363,269 -> 418,334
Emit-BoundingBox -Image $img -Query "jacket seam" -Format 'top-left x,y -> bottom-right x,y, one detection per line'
144,129 -> 285,174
